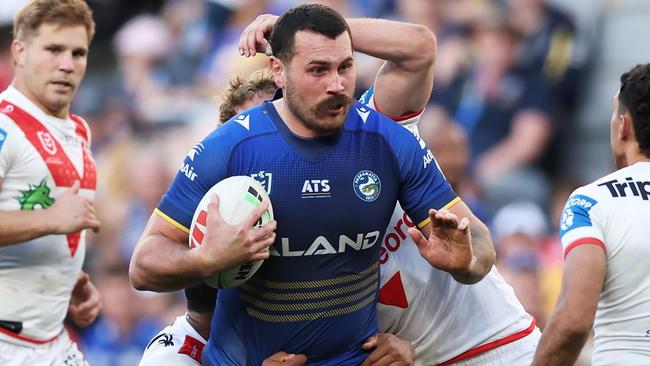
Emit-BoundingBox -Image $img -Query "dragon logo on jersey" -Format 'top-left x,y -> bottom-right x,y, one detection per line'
17,178 -> 55,210
353,170 -> 381,202
37,131 -> 57,155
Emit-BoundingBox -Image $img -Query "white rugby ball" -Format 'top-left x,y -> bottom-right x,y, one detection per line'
189,175 -> 273,288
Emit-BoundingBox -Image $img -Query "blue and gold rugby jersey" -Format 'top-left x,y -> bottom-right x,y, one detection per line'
157,100 -> 457,365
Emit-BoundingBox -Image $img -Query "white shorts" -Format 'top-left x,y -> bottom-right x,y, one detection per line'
139,314 -> 207,366
0,330 -> 87,366
450,327 -> 540,366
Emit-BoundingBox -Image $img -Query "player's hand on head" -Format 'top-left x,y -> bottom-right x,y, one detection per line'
68,272 -> 101,328
49,180 -> 101,234
239,14 -> 279,57
361,333 -> 414,366
197,195 -> 276,276
262,351 -> 307,366
408,209 -> 475,276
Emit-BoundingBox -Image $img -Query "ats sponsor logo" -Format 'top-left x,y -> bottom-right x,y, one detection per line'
251,171 -> 272,194
598,177 -> 650,200
301,179 -> 331,199
271,231 -> 380,257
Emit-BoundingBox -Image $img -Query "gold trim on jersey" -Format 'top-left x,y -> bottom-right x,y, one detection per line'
240,262 -> 379,323
154,208 -> 190,234
245,294 -> 377,323
417,196 -> 462,229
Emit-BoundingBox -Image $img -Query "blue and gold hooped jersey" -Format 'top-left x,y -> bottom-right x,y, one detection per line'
157,100 -> 457,365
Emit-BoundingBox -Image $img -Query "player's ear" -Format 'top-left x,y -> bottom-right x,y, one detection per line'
11,40 -> 26,67
618,113 -> 632,141
269,56 -> 285,89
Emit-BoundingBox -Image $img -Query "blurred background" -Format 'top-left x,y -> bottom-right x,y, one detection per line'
2,0 -> 649,364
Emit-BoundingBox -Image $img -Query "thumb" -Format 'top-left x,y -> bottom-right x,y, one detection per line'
68,180 -> 81,194
362,335 -> 378,350
206,195 -> 224,224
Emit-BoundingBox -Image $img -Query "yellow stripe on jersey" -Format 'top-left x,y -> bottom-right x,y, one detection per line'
245,295 -> 376,323
417,196 -> 462,229
240,262 -> 379,322
245,262 -> 378,290
154,208 -> 190,234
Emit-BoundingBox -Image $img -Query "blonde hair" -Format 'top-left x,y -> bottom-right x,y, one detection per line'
219,69 -> 276,123
13,0 -> 96,43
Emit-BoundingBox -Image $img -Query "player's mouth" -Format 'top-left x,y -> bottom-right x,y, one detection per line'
50,80 -> 74,91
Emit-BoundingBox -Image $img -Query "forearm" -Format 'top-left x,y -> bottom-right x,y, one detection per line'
347,18 -> 436,70
129,233 -> 205,292
0,209 -> 57,246
533,315 -> 589,365
452,222 -> 495,284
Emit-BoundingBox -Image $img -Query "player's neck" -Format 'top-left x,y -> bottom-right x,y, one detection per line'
272,98 -> 321,138
11,79 -> 69,119
186,311 -> 211,340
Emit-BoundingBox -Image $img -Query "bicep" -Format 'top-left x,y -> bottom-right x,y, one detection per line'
372,61 -> 434,117
142,212 -> 189,245
557,245 -> 606,325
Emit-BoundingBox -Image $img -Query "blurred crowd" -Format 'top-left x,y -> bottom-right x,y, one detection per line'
2,0 -> 650,364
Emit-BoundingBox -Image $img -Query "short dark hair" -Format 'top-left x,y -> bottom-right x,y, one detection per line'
269,3 -> 351,62
184,283 -> 217,314
619,63 -> 650,156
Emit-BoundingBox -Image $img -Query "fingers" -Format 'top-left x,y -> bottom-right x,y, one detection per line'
407,227 -> 427,249
362,335 -> 378,350
206,195 -> 225,226
430,209 -> 461,229
68,180 -> 80,194
262,352 -> 307,366
244,199 -> 270,228
458,217 -> 470,232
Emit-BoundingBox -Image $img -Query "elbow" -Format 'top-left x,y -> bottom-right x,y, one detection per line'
402,25 -> 437,70
128,255 -> 152,291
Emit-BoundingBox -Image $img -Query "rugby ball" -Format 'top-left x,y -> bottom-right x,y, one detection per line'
189,175 -> 273,288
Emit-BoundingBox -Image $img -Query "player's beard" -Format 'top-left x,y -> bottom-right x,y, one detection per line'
285,79 -> 353,136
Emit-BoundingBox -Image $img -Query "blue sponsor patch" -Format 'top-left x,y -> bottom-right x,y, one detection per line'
0,128 -> 6,152
560,194 -> 598,236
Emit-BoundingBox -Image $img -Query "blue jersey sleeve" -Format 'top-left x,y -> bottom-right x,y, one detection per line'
365,110 -> 458,228
156,125 -> 237,231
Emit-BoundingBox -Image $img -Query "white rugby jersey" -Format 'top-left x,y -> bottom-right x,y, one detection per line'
560,162 -> 650,365
139,314 -> 206,366
361,88 -> 535,365
0,86 -> 96,346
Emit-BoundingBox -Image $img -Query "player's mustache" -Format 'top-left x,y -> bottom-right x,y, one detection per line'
316,94 -> 352,114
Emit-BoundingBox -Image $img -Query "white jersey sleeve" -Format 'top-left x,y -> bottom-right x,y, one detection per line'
139,315 -> 206,366
559,163 -> 650,365
0,116 -> 21,178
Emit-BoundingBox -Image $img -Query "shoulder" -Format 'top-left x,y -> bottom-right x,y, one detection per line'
205,104 -> 276,150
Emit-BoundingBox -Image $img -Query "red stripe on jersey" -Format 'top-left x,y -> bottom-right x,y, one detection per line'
178,335 -> 204,363
0,101 -> 97,256
437,317 -> 537,366
564,237 -> 606,258
372,99 -> 423,122
0,326 -> 59,345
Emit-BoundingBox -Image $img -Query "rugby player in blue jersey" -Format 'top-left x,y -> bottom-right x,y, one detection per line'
130,4 -> 495,365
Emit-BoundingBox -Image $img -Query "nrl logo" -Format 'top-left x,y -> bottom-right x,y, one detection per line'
250,171 -> 272,194
37,131 -> 57,155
